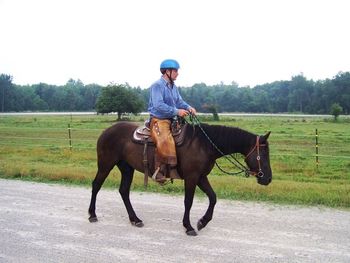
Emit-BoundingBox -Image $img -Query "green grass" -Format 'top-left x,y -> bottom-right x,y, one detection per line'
0,114 -> 349,208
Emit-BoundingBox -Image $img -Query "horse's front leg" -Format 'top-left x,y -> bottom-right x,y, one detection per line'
197,175 -> 217,231
117,161 -> 144,227
183,177 -> 198,236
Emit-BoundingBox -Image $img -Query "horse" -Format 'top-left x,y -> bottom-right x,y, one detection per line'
88,121 -> 272,236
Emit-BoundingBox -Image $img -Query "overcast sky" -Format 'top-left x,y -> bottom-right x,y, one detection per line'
1,0 -> 349,88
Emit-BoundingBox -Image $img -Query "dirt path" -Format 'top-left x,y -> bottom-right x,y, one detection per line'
0,179 -> 349,263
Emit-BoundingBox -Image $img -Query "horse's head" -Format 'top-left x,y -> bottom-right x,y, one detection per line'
244,132 -> 272,186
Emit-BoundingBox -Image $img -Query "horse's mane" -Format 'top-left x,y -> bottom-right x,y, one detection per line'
189,123 -> 256,154
196,123 -> 255,141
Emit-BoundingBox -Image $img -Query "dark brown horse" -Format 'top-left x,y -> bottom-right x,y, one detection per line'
88,121 -> 272,236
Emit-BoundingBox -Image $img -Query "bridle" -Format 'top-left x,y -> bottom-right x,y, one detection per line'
244,136 -> 267,178
188,114 -> 267,178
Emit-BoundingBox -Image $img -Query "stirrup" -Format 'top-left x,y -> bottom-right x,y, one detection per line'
151,167 -> 160,181
151,167 -> 168,184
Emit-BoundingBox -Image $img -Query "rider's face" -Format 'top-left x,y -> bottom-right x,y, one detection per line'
167,69 -> 179,81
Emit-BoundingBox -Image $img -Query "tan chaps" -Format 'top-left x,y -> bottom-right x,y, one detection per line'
150,118 -> 177,168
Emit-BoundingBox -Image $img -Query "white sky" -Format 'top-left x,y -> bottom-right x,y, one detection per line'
0,0 -> 349,88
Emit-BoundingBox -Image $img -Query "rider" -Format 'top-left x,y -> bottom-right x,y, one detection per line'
148,59 -> 197,183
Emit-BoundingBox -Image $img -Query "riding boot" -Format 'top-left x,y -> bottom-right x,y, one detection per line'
152,167 -> 167,184
168,165 -> 181,179
152,156 -> 167,183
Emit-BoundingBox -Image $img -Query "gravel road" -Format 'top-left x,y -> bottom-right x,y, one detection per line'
0,179 -> 349,263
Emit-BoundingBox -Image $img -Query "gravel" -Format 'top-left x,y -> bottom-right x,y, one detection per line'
0,179 -> 349,263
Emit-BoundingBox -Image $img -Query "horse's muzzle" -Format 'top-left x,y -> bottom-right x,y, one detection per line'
257,176 -> 272,186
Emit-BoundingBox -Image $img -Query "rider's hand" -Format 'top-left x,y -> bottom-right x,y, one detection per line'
177,109 -> 189,117
188,107 -> 197,115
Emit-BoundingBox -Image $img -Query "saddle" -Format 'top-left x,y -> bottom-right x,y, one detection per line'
132,123 -> 188,147
132,121 -> 189,186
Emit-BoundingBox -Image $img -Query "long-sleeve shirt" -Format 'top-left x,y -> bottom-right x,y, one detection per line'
148,77 -> 191,119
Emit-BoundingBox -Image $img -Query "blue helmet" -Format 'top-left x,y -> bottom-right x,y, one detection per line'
160,59 -> 180,70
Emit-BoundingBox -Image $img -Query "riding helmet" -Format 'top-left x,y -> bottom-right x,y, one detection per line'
160,59 -> 180,70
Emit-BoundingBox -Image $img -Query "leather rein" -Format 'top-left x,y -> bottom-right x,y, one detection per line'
189,114 -> 266,178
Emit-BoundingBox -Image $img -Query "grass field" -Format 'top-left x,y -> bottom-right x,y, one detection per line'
0,114 -> 349,208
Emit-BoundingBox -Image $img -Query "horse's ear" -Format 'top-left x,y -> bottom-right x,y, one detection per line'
263,131 -> 271,140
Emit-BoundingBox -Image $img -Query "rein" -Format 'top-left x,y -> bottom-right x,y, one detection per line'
188,114 -> 264,178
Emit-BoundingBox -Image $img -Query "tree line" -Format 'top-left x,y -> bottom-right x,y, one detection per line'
1,72 -> 349,114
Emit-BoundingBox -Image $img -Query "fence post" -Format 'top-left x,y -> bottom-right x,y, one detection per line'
315,128 -> 319,170
68,123 -> 72,150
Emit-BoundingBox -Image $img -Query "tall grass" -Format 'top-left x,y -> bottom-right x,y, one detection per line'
0,114 -> 349,208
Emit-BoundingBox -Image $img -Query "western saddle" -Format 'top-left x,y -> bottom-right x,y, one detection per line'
132,120 -> 188,186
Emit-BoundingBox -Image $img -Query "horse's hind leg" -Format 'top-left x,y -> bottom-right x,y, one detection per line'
88,161 -> 114,222
197,175 -> 217,231
117,160 -> 144,227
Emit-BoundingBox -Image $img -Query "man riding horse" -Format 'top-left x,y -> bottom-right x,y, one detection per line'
148,59 -> 197,183
89,71 -> 272,234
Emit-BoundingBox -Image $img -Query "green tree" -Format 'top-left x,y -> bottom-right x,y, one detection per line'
95,84 -> 144,120
203,104 -> 220,121
15,85 -> 48,111
0,74 -> 13,112
330,103 -> 343,121
33,83 -> 57,110
82,84 -> 102,110
287,74 -> 313,113
332,72 -> 350,114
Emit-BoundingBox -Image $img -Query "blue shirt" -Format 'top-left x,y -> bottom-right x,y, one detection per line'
148,77 -> 191,119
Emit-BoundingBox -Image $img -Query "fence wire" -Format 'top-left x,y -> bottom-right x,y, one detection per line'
0,126 -> 349,159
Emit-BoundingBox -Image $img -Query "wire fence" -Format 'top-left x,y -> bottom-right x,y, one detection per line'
0,126 -> 349,162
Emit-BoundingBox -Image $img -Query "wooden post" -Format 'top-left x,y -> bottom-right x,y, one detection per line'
68,123 -> 72,150
315,128 -> 319,170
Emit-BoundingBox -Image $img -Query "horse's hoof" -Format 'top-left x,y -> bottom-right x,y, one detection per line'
131,221 -> 144,228
197,220 -> 204,231
186,230 -> 197,236
89,216 -> 98,223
